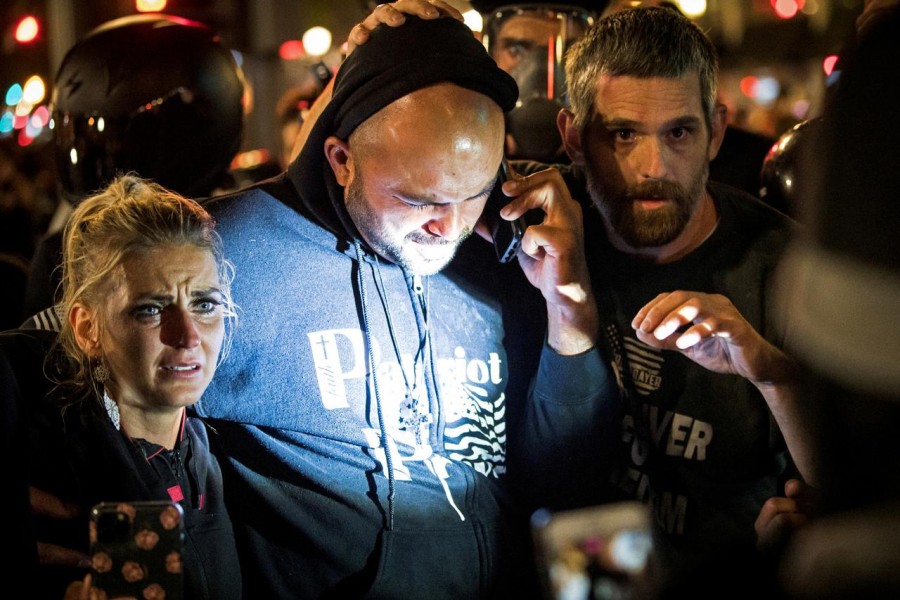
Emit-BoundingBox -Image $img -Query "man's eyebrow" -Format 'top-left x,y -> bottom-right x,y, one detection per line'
602,115 -> 703,129
601,116 -> 639,129
499,37 -> 537,48
394,178 -> 496,205
665,115 -> 703,129
471,178 -> 497,201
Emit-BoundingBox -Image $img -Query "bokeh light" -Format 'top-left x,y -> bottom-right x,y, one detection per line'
302,26 -> 332,57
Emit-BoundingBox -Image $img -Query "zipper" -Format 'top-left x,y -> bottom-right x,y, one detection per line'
171,446 -> 184,480
412,274 -> 427,318
411,273 -> 442,448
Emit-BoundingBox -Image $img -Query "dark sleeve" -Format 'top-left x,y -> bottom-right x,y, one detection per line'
507,342 -> 623,512
23,231 -> 63,319
182,419 -> 243,600
0,338 -> 40,580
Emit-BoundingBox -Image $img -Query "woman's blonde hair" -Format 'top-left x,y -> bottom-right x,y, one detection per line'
57,173 -> 236,394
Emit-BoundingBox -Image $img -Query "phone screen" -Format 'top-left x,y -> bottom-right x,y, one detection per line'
531,502 -> 655,600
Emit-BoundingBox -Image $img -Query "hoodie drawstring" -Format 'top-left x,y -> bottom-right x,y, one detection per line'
355,241 -> 397,531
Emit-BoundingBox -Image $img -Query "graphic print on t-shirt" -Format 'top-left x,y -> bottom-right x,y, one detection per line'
623,336 -> 663,395
607,332 -> 715,536
307,328 -> 506,484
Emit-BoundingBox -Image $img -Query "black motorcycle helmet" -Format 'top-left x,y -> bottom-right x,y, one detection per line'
50,13 -> 245,202
759,117 -> 822,218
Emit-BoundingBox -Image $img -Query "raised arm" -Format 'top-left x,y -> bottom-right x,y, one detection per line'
631,290 -> 816,483
498,166 -> 620,511
290,0 -> 463,161
494,166 -> 599,354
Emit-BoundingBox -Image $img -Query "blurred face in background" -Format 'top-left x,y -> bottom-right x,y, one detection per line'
490,9 -> 587,74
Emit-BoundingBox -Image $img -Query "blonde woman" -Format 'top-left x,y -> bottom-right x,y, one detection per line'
28,174 -> 241,599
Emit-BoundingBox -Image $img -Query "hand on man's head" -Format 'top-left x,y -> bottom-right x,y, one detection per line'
347,1 -> 464,55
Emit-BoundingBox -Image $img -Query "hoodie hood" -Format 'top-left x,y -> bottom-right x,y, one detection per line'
286,16 -> 518,243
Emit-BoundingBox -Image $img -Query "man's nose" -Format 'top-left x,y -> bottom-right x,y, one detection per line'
634,136 -> 668,180
424,204 -> 466,240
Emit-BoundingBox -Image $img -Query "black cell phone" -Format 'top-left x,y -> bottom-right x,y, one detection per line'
483,161 -> 527,264
89,501 -> 185,600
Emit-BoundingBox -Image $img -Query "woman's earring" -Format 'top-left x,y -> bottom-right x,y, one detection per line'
93,360 -> 110,383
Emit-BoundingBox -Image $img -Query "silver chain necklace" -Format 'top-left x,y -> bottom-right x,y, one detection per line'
373,259 -> 432,446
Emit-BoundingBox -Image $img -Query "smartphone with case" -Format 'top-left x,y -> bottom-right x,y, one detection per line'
482,160 -> 527,263
89,501 -> 185,600
531,501 -> 656,600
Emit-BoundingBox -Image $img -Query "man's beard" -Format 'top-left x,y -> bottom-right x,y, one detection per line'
345,174 -> 469,276
586,163 -> 708,248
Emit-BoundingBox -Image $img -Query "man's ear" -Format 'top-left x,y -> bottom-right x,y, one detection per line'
323,136 -> 352,186
558,109 -> 586,165
707,103 -> 729,161
70,304 -> 100,356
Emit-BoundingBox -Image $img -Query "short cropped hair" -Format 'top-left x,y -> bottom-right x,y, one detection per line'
564,6 -> 719,133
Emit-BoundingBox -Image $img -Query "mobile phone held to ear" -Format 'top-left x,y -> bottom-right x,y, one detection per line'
89,501 -> 185,600
483,161 -> 527,264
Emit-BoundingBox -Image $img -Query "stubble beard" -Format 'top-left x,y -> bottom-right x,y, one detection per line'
586,161 -> 709,249
345,174 -> 468,276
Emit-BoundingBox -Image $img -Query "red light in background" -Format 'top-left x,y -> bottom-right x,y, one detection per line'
279,40 -> 306,61
823,55 -> 839,76
17,129 -> 34,146
14,16 -> 40,43
31,105 -> 50,128
740,76 -> 758,98
770,0 -> 805,19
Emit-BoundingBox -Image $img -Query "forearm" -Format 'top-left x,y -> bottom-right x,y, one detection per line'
291,77 -> 333,160
545,289 -> 600,356
739,311 -> 818,484
753,346 -> 818,484
757,374 -> 819,486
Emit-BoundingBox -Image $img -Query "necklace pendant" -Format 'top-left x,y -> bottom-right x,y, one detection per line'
413,412 -> 433,445
399,394 -> 431,433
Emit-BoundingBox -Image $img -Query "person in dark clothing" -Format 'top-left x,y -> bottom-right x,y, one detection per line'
339,3 -> 807,596
0,139 -> 53,330
192,10 -> 608,599
712,125 -> 777,200
521,6 -> 807,593
21,175 -> 241,599
22,13 -> 245,320
471,1 -> 601,164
